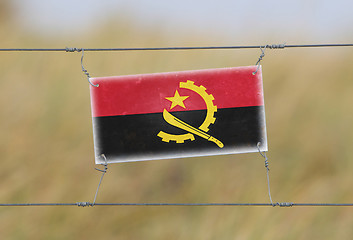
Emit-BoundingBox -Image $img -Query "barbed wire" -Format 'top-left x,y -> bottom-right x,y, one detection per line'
0,43 -> 352,52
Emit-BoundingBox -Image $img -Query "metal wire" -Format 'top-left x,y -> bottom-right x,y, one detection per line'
92,155 -> 108,205
257,142 -> 273,205
252,46 -> 267,75
0,202 -> 353,207
0,43 -> 353,52
80,49 -> 99,87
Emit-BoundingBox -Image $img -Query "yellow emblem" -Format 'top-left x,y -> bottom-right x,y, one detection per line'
157,80 -> 224,148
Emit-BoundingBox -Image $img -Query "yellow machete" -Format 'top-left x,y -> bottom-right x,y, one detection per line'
163,109 -> 224,148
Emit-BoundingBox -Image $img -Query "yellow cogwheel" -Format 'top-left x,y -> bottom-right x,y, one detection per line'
157,131 -> 195,143
158,80 -> 218,143
180,80 -> 217,132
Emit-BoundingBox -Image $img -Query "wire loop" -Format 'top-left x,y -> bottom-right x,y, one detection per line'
252,46 -> 267,75
257,142 -> 274,205
252,43 -> 285,75
80,49 -> 99,87
92,154 -> 108,206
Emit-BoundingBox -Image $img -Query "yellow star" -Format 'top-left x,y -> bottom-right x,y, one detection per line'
165,90 -> 189,110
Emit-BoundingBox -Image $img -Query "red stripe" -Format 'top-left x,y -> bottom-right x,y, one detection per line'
90,66 -> 264,117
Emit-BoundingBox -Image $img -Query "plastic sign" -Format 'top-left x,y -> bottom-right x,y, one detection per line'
90,66 -> 267,164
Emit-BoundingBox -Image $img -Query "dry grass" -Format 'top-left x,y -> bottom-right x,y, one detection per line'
1,16 -> 353,240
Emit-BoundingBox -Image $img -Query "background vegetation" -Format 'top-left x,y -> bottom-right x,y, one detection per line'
1,2 -> 353,239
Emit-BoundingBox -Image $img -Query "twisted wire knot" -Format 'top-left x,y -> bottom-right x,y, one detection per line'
273,202 -> 294,207
76,202 -> 93,207
65,47 -> 82,52
264,158 -> 269,169
266,44 -> 286,49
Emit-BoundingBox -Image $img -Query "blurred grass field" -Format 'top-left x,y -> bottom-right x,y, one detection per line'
1,6 -> 353,240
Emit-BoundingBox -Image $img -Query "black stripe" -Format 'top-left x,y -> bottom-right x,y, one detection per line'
92,106 -> 266,161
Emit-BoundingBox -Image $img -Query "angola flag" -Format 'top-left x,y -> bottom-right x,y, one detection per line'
90,66 -> 267,164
